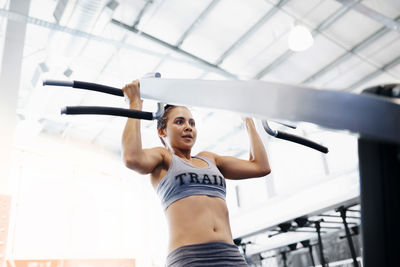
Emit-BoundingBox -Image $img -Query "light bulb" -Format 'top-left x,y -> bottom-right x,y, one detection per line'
288,25 -> 314,52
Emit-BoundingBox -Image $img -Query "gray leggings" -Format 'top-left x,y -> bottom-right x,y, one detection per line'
166,241 -> 249,267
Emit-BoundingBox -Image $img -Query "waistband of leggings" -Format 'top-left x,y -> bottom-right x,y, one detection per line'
168,241 -> 238,257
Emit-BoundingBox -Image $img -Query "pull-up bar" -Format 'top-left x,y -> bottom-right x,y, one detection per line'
42,75 -> 329,153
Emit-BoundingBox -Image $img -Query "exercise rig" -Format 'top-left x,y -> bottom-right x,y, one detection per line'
44,74 -> 400,267
43,73 -> 328,153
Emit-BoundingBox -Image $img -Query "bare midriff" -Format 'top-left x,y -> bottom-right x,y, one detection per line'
165,195 -> 234,253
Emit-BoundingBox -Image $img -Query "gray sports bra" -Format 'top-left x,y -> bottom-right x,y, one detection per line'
156,153 -> 227,210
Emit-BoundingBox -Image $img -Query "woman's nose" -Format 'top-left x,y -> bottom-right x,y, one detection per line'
184,123 -> 192,131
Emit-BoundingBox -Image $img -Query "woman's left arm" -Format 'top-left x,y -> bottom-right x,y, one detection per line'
201,118 -> 271,180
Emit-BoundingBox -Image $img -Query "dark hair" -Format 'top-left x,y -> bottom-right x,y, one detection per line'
157,104 -> 176,147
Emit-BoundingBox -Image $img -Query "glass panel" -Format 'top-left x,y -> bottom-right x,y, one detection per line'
181,0 -> 272,63
324,10 -> 382,49
138,0 -> 214,45
264,35 -> 345,84
220,11 -> 294,78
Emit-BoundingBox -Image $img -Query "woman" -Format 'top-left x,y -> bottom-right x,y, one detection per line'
122,80 -> 271,266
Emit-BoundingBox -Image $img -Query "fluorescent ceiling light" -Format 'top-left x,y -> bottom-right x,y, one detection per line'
288,25 -> 314,52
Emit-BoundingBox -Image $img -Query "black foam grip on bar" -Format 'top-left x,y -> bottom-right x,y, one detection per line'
73,81 -> 124,97
276,131 -> 329,153
62,106 -> 153,120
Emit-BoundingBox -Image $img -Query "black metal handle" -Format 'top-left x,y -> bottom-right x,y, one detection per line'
276,131 -> 328,153
262,120 -> 328,153
73,81 -> 124,97
62,106 -> 154,120
43,79 -> 124,97
43,72 -> 161,97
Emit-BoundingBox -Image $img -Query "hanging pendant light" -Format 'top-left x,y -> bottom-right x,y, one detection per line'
288,24 -> 314,52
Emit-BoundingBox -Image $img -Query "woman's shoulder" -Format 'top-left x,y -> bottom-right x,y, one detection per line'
196,151 -> 218,164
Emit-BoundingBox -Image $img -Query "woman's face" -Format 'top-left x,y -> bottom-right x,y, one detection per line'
159,106 -> 197,150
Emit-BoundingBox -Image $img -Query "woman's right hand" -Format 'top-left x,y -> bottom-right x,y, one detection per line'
122,79 -> 142,108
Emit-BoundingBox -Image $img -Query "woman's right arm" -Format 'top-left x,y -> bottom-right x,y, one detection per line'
121,80 -> 164,174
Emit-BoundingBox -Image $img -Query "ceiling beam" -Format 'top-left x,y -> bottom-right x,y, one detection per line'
336,0 -> 400,31
111,18 -> 238,79
344,54 -> 400,92
132,0 -> 156,28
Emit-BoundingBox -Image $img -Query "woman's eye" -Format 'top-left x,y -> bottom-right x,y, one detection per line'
190,121 -> 196,127
176,120 -> 183,124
